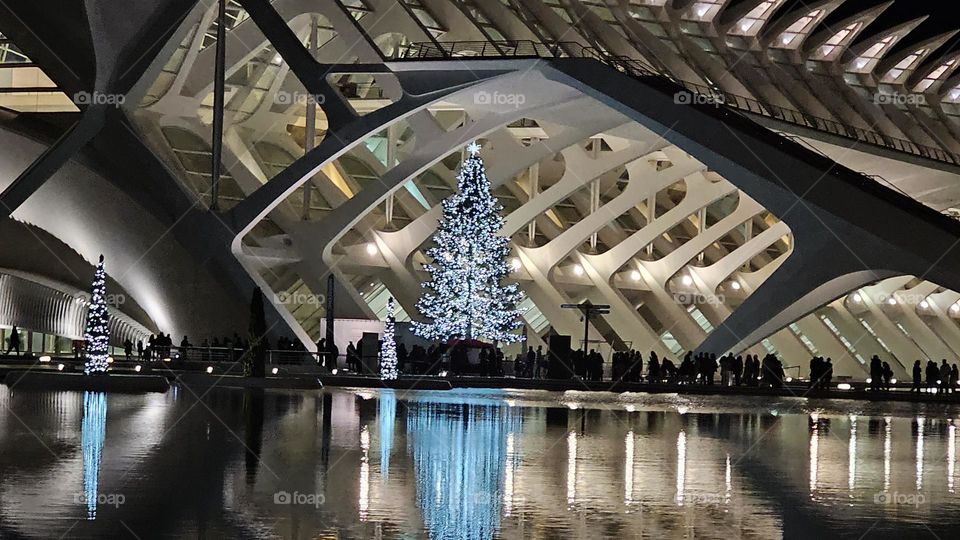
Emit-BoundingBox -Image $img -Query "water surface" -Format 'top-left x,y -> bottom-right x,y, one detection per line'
0,386 -> 958,538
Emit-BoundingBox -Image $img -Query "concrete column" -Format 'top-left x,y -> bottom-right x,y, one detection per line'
301,14 -> 318,220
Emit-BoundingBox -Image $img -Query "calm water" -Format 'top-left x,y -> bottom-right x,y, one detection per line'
0,386 -> 959,539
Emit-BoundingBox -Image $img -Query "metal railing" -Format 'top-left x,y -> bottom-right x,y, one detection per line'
395,40 -> 960,167
132,346 -> 324,366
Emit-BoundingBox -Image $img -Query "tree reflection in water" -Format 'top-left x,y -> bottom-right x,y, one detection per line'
406,399 -> 521,540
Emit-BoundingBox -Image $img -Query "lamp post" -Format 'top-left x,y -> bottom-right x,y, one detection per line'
561,301 -> 610,352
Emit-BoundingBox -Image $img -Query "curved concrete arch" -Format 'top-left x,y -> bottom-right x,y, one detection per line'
0,269 -> 151,345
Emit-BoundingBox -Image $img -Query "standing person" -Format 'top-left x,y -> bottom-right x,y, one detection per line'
5,326 -> 21,357
136,339 -> 144,361
123,338 -> 133,360
869,356 -> 882,392
346,341 -> 357,372
733,355 -> 743,386
926,360 -> 939,391
951,364 -> 959,394
940,360 -> 951,394
536,345 -> 545,379
327,340 -> 340,372
526,347 -> 536,379
911,360 -> 923,393
882,362 -> 893,391
647,352 -> 660,383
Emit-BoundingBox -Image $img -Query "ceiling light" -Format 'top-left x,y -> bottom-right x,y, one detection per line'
366,242 -> 378,255
572,264 -> 584,276
630,270 -> 641,282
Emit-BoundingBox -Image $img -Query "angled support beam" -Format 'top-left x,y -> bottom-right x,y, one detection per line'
237,0 -> 357,127
0,107 -> 105,215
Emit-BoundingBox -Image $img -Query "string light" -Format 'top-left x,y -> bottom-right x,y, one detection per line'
380,297 -> 399,380
83,255 -> 110,375
413,141 -> 525,343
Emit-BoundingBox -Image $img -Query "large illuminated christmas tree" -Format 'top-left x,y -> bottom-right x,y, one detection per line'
413,142 -> 524,343
380,297 -> 398,380
83,255 -> 110,375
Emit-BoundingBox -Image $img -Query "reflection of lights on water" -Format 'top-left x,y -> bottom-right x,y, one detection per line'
625,431 -> 634,505
567,431 -> 578,506
676,431 -> 686,506
916,417 -> 925,491
949,424 -> 956,493
848,416 -> 857,493
82,392 -> 108,520
359,425 -> 370,520
809,420 -> 819,498
379,391 -> 396,481
725,453 -> 732,504
406,401 -> 516,538
504,433 -> 515,516
884,417 -> 892,492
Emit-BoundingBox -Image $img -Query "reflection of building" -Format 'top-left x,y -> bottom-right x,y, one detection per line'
406,400 -> 520,539
7,2 -> 960,374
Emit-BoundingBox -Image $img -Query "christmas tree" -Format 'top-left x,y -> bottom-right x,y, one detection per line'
83,255 -> 110,375
413,142 -> 525,343
380,297 -> 398,380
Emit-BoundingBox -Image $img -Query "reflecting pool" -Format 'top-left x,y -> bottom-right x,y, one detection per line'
0,386 -> 959,538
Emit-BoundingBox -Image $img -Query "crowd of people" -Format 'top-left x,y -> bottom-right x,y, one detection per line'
911,358 -> 959,393
13,324 -> 960,397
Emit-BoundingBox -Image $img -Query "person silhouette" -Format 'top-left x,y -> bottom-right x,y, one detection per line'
911,360 -> 922,393
5,326 -> 21,357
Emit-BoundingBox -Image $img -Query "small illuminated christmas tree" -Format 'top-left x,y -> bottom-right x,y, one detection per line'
380,297 -> 398,380
83,255 -> 110,375
413,142 -> 525,343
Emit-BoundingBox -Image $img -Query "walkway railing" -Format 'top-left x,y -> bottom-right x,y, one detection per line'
395,40 -> 960,167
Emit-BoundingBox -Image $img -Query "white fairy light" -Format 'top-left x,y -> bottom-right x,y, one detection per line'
380,297 -> 399,380
413,141 -> 525,343
83,255 -> 110,375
